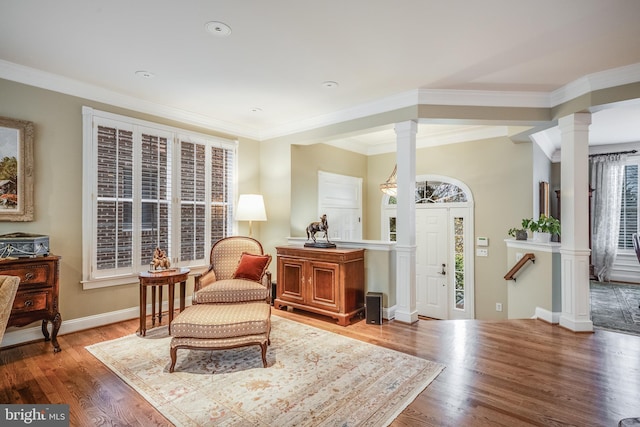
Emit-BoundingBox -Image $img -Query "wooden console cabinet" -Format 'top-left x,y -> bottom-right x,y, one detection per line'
0,255 -> 62,352
275,246 -> 365,326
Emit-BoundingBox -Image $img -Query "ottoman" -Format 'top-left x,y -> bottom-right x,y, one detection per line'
169,302 -> 271,373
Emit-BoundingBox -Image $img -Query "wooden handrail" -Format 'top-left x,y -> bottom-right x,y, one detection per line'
504,253 -> 535,281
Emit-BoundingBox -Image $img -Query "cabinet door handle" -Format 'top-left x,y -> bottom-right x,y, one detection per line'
24,272 -> 35,280
24,300 -> 33,307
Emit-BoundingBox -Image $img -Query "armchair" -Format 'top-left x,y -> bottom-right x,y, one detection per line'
170,237 -> 273,372
0,275 -> 20,347
193,236 -> 272,304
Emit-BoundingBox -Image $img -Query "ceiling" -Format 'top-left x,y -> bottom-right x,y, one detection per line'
1,1 -> 640,154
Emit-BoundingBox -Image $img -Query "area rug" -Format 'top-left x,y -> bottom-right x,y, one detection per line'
590,281 -> 640,335
86,316 -> 444,426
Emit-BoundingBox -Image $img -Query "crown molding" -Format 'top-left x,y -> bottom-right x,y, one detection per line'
2,59 -> 639,142
550,62 -> 640,106
0,60 -> 261,140
259,90 -> 421,140
417,88 -> 551,108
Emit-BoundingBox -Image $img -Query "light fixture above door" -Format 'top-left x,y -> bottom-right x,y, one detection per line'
380,165 -> 397,196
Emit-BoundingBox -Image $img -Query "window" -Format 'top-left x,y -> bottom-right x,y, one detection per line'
82,107 -> 237,288
619,162 -> 638,250
453,217 -> 465,310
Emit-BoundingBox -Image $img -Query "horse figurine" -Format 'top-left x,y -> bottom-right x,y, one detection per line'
306,214 -> 330,243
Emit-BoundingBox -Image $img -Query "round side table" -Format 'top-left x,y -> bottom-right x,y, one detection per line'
138,267 -> 190,336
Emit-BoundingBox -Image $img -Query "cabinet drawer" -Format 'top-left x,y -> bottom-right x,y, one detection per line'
12,290 -> 50,313
1,264 -> 50,285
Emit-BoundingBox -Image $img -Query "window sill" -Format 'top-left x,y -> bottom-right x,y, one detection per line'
81,264 -> 208,290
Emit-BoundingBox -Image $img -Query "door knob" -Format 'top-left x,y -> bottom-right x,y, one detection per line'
439,264 -> 446,275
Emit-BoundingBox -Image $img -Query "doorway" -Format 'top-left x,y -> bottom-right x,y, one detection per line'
382,175 -> 475,320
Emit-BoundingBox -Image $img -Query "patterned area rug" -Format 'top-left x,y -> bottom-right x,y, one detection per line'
86,316 -> 444,426
590,281 -> 640,335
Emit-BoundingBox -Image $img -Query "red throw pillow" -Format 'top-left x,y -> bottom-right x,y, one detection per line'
233,252 -> 272,282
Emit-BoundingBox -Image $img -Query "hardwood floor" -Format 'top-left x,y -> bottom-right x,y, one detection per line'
1,308 -> 639,426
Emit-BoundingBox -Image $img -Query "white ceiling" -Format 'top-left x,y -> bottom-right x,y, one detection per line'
1,1 -> 640,153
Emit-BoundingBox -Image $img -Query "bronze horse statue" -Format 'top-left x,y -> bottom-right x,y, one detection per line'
306,214 -> 330,243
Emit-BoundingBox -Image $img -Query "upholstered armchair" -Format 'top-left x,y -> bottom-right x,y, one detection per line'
0,275 -> 20,346
193,236 -> 272,304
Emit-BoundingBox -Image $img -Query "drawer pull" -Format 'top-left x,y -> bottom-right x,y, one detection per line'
24,272 -> 35,280
24,300 -> 34,307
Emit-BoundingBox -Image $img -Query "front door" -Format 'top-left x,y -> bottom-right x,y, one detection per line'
416,208 -> 448,319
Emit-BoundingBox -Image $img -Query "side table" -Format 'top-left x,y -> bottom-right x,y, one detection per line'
138,267 -> 190,336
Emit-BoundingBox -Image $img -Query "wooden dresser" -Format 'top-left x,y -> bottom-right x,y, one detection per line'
275,246 -> 365,326
0,255 -> 62,352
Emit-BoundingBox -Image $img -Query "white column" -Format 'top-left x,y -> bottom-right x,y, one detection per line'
394,120 -> 418,324
559,113 -> 593,332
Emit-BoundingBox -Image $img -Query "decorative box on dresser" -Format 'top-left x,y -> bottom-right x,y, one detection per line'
274,246 -> 365,326
0,254 -> 62,352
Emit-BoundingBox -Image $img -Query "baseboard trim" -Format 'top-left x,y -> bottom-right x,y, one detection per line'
534,307 -> 561,324
1,297 -> 192,349
383,304 -> 396,320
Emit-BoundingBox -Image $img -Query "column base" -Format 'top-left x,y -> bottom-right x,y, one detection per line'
559,315 -> 594,332
394,309 -> 419,324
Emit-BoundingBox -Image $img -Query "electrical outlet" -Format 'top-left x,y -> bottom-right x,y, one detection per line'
516,252 -> 523,261
476,248 -> 488,257
496,303 -> 503,312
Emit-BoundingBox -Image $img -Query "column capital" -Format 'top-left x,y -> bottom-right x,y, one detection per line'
394,120 -> 418,137
558,112 -> 592,131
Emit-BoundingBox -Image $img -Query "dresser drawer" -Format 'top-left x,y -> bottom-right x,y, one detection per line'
12,290 -> 50,313
0,264 -> 50,285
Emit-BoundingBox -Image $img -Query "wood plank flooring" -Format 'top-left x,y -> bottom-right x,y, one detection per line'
1,308 -> 639,426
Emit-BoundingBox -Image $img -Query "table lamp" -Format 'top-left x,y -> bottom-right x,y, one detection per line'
235,194 -> 267,237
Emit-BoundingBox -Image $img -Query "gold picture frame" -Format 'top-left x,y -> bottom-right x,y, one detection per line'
0,116 -> 34,221
539,181 -> 549,218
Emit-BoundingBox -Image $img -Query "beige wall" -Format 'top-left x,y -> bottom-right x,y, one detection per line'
506,245 -> 561,318
0,76 -> 573,328
291,136 -> 533,320
290,143 -> 368,238
0,78 -> 262,324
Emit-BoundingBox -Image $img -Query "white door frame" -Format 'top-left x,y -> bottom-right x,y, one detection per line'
382,174 -> 475,320
318,170 -> 363,241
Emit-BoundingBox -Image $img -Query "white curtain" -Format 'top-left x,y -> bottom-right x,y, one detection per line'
590,154 -> 626,281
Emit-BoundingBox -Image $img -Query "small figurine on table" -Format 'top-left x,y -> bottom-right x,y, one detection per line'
151,247 -> 171,270
305,214 -> 336,248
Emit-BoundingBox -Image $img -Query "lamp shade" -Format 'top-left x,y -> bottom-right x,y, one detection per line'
235,194 -> 267,221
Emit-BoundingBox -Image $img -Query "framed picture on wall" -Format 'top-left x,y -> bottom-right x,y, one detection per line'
0,116 -> 34,221
539,181 -> 550,218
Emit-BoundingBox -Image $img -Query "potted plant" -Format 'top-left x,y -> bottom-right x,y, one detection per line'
508,226 -> 528,241
522,214 -> 561,243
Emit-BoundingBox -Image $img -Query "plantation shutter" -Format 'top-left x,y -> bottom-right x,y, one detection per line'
619,164 -> 638,249
211,146 -> 234,243
179,141 -> 235,262
140,132 -> 171,266
84,107 -> 237,287
180,141 -> 207,262
96,124 -> 133,271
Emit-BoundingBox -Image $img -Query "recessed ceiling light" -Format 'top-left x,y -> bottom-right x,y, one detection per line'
322,81 -> 339,89
205,21 -> 232,37
135,70 -> 155,79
